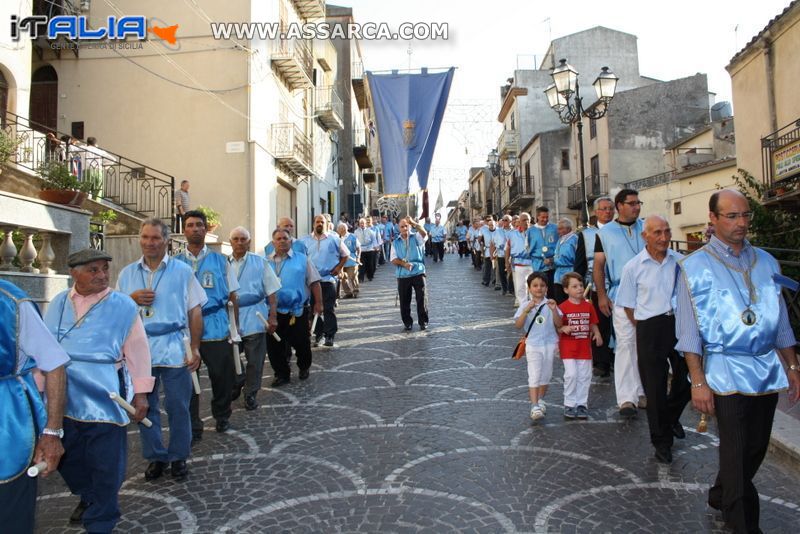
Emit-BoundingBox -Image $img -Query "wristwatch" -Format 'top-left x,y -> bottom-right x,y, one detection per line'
789,364 -> 800,372
41,427 -> 64,439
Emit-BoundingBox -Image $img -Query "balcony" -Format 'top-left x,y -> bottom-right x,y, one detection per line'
497,129 -> 520,159
352,129 -> 373,170
315,87 -> 344,131
352,61 -> 367,109
291,0 -> 325,20
271,34 -> 313,90
32,0 -> 80,59
271,123 -> 313,177
567,174 -> 609,210
761,118 -> 800,212
506,175 -> 536,210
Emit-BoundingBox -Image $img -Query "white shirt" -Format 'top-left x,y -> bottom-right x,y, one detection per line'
616,248 -> 680,321
18,301 -> 71,371
513,297 -> 561,345
229,252 -> 281,296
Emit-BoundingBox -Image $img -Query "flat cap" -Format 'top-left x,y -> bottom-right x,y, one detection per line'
67,248 -> 112,268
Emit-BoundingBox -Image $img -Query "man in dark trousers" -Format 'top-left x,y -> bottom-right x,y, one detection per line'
391,217 -> 429,332
616,215 -> 690,464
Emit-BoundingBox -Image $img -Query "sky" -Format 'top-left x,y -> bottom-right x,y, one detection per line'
331,0 -> 792,210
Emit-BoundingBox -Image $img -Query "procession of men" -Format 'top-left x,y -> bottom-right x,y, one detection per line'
2,190 -> 799,534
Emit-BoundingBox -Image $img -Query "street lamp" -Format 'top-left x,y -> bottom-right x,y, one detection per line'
487,148 -> 518,177
545,59 -> 618,225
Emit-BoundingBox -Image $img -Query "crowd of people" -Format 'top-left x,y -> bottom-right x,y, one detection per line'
461,188 -> 798,534
1,188 -> 798,534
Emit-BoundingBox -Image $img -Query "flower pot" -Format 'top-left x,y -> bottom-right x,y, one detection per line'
38,189 -> 88,207
207,224 -> 219,234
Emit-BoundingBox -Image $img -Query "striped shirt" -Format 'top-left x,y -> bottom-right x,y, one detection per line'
674,236 -> 796,355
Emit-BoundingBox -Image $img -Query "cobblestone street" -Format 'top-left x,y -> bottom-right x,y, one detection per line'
36,256 -> 800,533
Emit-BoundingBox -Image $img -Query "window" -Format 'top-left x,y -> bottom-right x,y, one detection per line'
590,155 -> 599,178
510,112 -> 515,131
71,121 -> 84,140
561,149 -> 569,170
589,118 -> 597,139
525,161 -> 531,179
674,201 -> 682,215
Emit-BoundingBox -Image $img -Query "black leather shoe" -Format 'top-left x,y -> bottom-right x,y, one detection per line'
144,461 -> 167,481
244,394 -> 257,411
672,422 -> 686,439
170,460 -> 188,481
403,325 -> 412,332
69,500 -> 89,524
654,447 -> 672,464
271,376 -> 290,387
419,323 -> 427,331
215,419 -> 230,433
299,369 -> 310,380
191,432 -> 203,445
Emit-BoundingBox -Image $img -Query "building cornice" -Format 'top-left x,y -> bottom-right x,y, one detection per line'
497,87 -> 528,122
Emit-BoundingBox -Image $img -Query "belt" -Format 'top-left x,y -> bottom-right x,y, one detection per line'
513,264 -> 530,267
641,311 -> 674,321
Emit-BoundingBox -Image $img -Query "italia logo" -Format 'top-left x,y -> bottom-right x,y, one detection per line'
10,14 -> 178,43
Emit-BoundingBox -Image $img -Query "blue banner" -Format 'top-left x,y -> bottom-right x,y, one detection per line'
366,68 -> 454,195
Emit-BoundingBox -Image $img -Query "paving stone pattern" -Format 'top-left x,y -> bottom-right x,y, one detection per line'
36,255 -> 800,533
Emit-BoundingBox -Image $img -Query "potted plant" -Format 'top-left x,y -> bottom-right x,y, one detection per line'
37,161 -> 93,207
0,129 -> 22,173
196,205 -> 221,233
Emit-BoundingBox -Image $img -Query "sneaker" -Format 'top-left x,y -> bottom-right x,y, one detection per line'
564,406 -> 577,419
323,338 -> 335,348
576,405 -> 589,419
538,400 -> 547,415
530,405 -> 544,421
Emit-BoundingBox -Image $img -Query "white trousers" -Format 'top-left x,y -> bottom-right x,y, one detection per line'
525,343 -> 557,388
612,304 -> 644,406
563,359 -> 592,407
512,264 -> 533,305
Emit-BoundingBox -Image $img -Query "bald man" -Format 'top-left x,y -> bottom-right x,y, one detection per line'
616,215 -> 689,464
264,217 -> 307,256
675,190 -> 799,532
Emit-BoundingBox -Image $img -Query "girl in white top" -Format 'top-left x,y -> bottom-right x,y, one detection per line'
513,272 -> 562,421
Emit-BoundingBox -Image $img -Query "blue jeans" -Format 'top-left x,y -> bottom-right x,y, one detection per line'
139,366 -> 192,462
60,419 -> 127,533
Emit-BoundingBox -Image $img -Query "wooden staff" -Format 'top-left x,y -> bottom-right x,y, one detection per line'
27,462 -> 48,477
255,311 -> 281,342
109,392 -> 153,427
227,301 -> 243,375
311,313 -> 319,334
183,336 -> 201,395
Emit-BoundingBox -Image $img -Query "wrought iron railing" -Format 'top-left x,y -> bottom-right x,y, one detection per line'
89,221 -> 104,251
271,123 -> 312,167
352,61 -> 364,80
509,175 -> 535,203
624,170 -> 675,192
315,86 -> 344,127
3,111 -> 175,225
761,118 -> 800,188
568,174 -> 609,209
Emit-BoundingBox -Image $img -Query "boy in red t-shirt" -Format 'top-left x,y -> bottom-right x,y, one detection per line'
557,272 -> 602,419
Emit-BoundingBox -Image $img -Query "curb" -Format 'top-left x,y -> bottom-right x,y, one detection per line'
769,409 -> 800,470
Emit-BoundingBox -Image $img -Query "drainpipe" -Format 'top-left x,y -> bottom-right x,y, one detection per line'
762,34 -> 778,133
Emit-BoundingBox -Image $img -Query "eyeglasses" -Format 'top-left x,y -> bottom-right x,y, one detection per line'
595,207 -> 614,211
621,201 -> 643,206
716,211 -> 753,220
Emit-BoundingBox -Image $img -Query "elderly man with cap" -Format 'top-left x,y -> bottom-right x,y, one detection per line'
0,279 -> 68,534
44,248 -> 154,533
266,228 -> 323,384
117,218 -> 205,482
228,226 -> 280,410
176,210 -> 240,436
301,214 -> 349,348
429,213 -> 447,263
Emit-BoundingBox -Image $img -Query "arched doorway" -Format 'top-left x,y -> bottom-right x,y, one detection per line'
30,65 -> 58,132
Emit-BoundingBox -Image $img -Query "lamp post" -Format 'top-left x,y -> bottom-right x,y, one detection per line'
487,148 -> 517,177
544,59 -> 618,225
